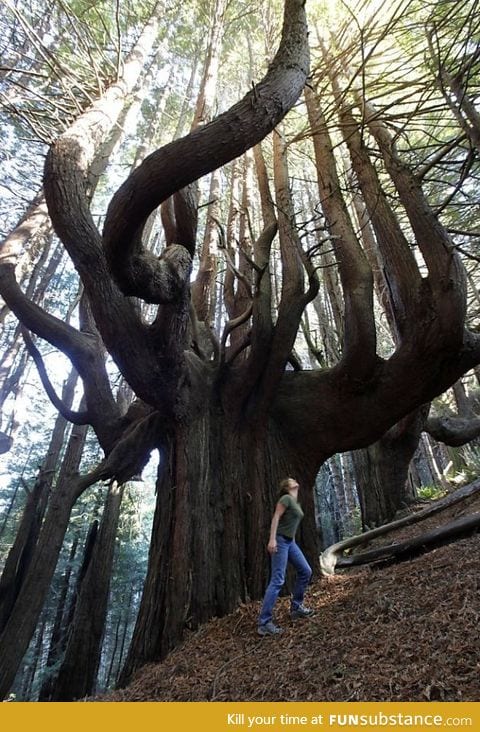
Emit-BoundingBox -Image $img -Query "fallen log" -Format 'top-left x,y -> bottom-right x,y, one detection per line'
335,512 -> 480,569
320,478 -> 480,575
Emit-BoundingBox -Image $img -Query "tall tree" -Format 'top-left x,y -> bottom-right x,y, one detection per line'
0,3 -> 166,696
1,0 -> 479,697
48,482 -> 124,700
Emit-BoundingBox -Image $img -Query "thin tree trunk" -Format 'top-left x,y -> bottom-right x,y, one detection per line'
37,536 -> 78,701
329,455 -> 347,537
19,617 -> 46,701
105,612 -> 123,690
0,369 -> 79,633
114,583 -> 137,685
0,448 -> 32,539
50,482 -> 124,700
191,0 -> 227,129
0,420 -> 89,698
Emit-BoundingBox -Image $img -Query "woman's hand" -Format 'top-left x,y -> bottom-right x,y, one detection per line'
267,538 -> 277,554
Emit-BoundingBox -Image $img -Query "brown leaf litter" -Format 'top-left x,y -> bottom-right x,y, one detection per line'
100,492 -> 480,702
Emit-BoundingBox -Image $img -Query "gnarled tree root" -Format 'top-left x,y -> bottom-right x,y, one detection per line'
320,478 -> 480,575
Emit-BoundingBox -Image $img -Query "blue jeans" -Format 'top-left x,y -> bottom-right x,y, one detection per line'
258,535 -> 312,626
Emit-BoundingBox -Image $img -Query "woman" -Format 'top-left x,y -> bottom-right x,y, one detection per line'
257,477 -> 313,636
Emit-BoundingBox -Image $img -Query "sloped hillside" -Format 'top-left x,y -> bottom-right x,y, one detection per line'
102,494 -> 480,702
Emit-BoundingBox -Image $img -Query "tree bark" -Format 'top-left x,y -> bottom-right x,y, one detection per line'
0,369 -> 78,633
50,482 -> 124,701
0,421 -> 91,699
352,408 -> 428,529
37,536 -> 78,701
118,405 -> 319,686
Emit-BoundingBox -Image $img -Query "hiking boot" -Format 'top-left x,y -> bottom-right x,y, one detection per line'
257,621 -> 283,636
291,604 -> 315,620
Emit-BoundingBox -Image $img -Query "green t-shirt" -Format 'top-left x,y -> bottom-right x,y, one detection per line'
277,494 -> 304,539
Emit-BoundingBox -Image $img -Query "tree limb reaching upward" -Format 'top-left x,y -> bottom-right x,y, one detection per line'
102,0 -> 310,302
21,329 -> 91,425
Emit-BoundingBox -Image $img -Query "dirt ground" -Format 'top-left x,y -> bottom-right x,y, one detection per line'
101,491 -> 480,702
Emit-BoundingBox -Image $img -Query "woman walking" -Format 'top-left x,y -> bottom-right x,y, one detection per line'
258,477 -> 313,636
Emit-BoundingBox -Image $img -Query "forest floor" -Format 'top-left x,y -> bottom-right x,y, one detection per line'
102,490 -> 480,702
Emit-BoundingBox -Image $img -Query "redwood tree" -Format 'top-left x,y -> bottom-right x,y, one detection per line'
1,0 -> 480,697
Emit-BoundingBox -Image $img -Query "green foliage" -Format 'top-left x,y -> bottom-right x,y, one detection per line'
417,484 -> 447,501
0,0 -> 162,143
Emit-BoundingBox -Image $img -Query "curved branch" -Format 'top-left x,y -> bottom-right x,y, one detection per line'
244,126 -> 320,420
160,189 -> 199,256
0,263 -> 126,449
160,198 -> 176,247
21,329 -> 91,425
0,263 -> 91,366
233,144 -> 279,399
172,189 -> 198,257
215,217 -> 253,297
361,94 -> 467,301
225,333 -> 252,367
220,304 -> 253,366
333,81 -> 422,336
305,83 -> 376,375
83,411 -> 161,486
425,415 -> 480,446
41,12 -> 163,401
103,0 -> 310,301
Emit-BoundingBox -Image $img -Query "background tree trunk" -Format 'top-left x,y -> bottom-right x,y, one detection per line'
0,369 -> 78,633
37,536 -> 79,701
352,409 -> 428,528
49,482 -> 124,701
0,421 -> 89,699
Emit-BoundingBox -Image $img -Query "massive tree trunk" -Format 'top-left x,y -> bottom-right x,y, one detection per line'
119,403 -> 319,684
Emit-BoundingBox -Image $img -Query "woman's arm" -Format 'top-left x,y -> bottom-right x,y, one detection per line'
267,502 -> 287,554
